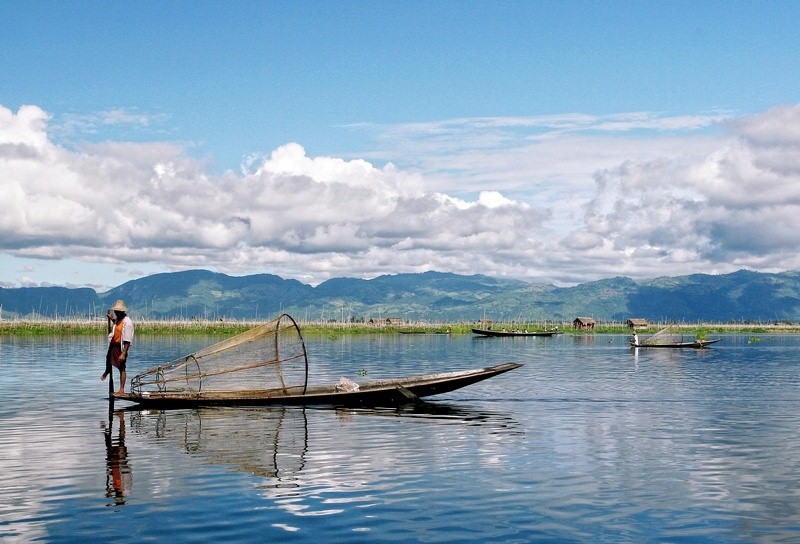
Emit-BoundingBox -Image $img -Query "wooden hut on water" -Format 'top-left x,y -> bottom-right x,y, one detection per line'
626,318 -> 649,330
573,317 -> 596,330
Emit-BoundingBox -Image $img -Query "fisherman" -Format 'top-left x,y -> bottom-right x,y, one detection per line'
631,332 -> 639,347
101,299 -> 135,395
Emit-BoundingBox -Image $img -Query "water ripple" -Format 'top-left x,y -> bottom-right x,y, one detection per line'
3,334 -> 800,542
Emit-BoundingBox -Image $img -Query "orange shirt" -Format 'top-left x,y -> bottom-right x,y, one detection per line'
112,320 -> 124,343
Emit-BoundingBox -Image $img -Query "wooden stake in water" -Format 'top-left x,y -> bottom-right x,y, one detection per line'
107,309 -> 115,405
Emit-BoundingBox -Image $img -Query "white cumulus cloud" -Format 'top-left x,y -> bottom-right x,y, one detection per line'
2,102 -> 800,287
0,104 -> 550,285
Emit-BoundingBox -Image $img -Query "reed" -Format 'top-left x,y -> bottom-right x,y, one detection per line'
0,318 -> 797,336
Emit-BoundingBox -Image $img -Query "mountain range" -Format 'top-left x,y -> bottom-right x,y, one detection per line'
1,269 -> 799,323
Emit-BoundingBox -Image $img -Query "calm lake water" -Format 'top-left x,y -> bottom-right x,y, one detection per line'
2,332 -> 800,543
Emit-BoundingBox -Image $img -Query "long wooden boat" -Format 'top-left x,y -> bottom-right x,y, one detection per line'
630,339 -> 721,349
113,363 -> 523,409
472,328 -> 560,337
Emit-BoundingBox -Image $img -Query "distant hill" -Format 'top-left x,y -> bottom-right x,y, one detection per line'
0,286 -> 101,318
631,269 -> 800,322
312,271 -> 527,322
1,269 -> 799,323
99,269 -> 313,320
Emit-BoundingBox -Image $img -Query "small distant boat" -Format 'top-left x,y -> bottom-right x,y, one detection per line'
472,328 -> 561,338
630,327 -> 721,349
630,338 -> 721,349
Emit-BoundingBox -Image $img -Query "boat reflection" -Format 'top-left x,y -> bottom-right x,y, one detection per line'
330,401 -> 522,434
124,402 -> 520,508
631,344 -> 715,363
129,406 -> 309,481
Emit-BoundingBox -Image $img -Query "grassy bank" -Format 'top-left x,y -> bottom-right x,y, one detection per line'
1,319 -> 799,336
0,319 -> 461,336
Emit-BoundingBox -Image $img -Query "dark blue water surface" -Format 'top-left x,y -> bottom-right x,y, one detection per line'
1,332 -> 799,543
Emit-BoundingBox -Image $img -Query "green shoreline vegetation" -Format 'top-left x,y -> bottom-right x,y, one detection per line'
1,319 -> 798,337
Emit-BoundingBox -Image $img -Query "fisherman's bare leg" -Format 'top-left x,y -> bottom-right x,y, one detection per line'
115,370 -> 127,395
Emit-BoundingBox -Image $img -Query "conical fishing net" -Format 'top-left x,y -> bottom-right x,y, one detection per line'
642,327 -> 684,345
131,314 -> 308,398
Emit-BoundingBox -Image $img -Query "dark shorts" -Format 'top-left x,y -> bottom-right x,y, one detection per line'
106,343 -> 126,372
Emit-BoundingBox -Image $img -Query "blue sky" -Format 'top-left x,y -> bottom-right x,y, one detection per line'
2,1 -> 800,291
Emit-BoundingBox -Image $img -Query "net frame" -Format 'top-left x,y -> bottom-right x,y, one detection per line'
131,314 -> 309,397
642,327 -> 684,346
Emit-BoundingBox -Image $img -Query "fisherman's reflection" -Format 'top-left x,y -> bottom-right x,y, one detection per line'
103,410 -> 131,505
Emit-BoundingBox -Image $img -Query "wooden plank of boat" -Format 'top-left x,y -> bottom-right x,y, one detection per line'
472,328 -> 559,337
113,362 -> 523,409
630,339 -> 721,349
